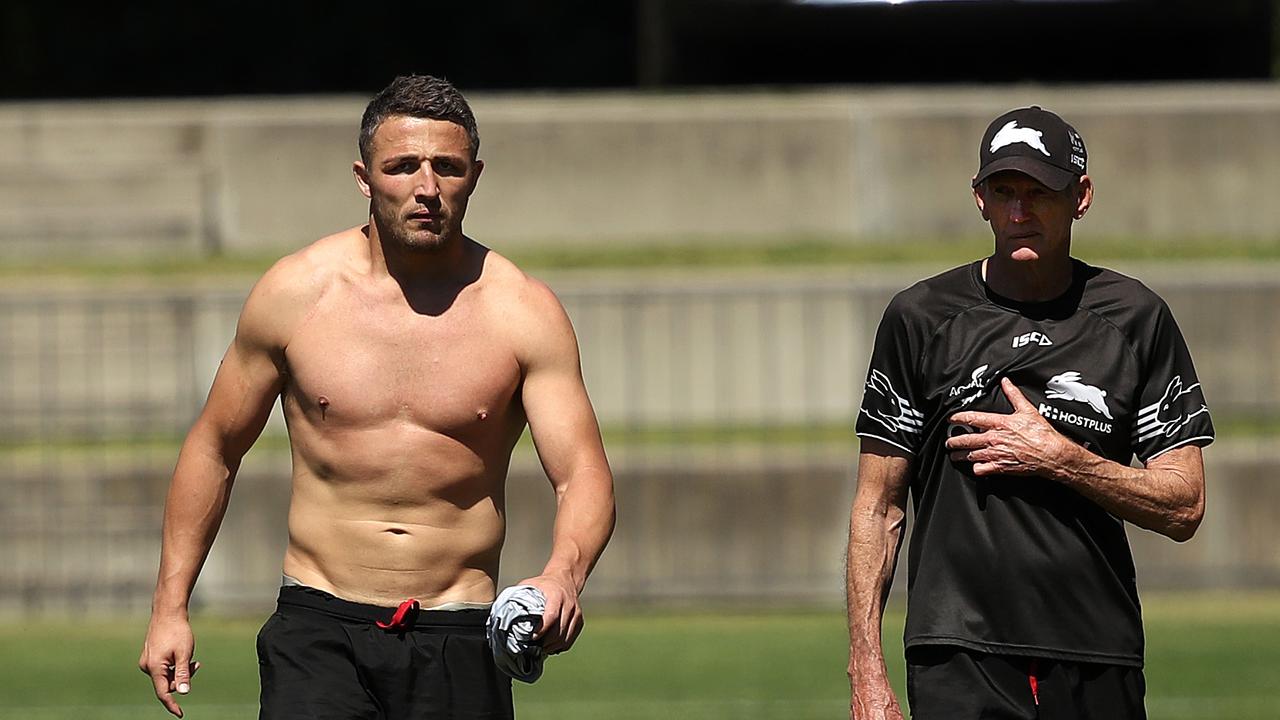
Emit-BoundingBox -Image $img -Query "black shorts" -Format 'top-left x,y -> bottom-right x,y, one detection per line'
905,645 -> 1146,720
257,585 -> 513,719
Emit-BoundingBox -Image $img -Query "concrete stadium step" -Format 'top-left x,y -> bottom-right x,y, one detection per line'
0,166 -> 209,258
0,109 -> 206,167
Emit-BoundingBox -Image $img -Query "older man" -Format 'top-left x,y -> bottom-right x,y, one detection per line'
846,106 -> 1212,720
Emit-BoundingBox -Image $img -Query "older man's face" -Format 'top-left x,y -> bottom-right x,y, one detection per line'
976,170 -> 1088,264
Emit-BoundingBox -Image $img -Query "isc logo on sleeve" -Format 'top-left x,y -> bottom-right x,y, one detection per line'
1012,331 -> 1054,348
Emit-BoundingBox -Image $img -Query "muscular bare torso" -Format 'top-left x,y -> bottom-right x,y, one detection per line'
275,230 -> 529,606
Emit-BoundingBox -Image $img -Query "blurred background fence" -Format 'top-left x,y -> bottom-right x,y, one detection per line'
3,262 -> 1277,614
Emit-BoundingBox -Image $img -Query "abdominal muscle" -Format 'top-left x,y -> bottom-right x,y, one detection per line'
279,422 -> 510,607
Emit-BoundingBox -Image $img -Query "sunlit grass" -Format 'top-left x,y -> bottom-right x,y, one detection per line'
3,416 -> 1276,463
1,593 -> 1278,720
5,234 -> 1279,279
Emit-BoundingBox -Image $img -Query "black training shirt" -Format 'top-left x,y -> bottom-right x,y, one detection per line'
855,259 -> 1214,667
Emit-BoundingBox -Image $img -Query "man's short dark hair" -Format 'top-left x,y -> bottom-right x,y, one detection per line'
359,75 -> 480,164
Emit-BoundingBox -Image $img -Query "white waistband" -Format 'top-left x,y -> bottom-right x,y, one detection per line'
281,575 -> 493,611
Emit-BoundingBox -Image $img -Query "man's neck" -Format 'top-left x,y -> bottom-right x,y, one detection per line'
365,221 -> 473,286
982,253 -> 1075,303
361,222 -> 487,317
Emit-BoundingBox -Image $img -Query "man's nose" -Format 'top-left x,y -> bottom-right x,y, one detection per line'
414,168 -> 440,199
1009,197 -> 1031,222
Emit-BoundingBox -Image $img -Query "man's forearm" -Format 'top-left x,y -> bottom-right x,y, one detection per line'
846,495 -> 905,682
541,468 -> 616,592
151,434 -> 241,614
1046,443 -> 1204,541
949,379 -> 1206,542
846,445 -> 911,698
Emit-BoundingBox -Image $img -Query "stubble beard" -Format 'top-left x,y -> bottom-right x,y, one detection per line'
373,205 -> 454,253
398,226 -> 450,252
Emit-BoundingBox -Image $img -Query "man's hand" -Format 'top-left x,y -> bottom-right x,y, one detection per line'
946,377 -> 1075,478
518,573 -> 582,654
138,615 -> 201,718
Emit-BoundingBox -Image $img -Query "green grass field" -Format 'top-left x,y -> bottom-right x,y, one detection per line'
0,593 -> 1277,719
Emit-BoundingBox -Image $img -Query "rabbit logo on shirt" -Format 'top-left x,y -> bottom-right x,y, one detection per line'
1154,377 -> 1210,438
862,369 -> 924,436
1134,375 -> 1210,444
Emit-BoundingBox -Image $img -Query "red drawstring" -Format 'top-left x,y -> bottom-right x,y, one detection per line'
376,599 -> 420,631
1028,659 -> 1040,706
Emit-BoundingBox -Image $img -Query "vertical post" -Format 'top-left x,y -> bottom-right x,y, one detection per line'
637,0 -> 669,88
199,165 -> 224,258
1271,0 -> 1280,79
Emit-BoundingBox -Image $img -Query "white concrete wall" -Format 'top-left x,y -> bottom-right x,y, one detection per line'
4,84 -> 1280,260
5,438 -> 1270,613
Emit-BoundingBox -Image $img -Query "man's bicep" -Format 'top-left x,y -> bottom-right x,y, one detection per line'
519,300 -> 607,485
191,269 -> 295,456
847,440 -> 911,606
1144,443 -> 1205,487
195,253 -> 321,448
854,438 -> 913,508
524,371 -> 606,483
194,332 -> 284,456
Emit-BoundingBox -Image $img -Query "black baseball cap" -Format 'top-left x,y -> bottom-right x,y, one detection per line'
972,106 -> 1087,191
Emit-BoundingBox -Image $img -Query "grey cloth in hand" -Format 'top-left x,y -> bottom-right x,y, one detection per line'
486,585 -> 547,683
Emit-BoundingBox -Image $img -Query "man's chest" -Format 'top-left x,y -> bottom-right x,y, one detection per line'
282,299 -> 522,434
922,311 -> 1140,456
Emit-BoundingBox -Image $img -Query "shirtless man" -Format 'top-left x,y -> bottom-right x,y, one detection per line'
138,75 -> 616,719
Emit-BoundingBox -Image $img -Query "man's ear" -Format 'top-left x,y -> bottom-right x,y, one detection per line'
353,160 -> 372,200
972,177 -> 989,221
1074,175 -> 1094,220
466,159 -> 485,198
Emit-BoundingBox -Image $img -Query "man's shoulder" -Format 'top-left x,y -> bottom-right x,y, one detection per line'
1078,261 -> 1169,314
237,228 -> 365,348
1072,261 -> 1181,360
472,247 -> 576,359
915,261 -> 982,295
476,246 -> 563,314
255,228 -> 364,299
885,261 -> 984,325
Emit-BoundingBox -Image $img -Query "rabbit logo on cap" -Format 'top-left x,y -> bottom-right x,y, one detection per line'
989,121 -> 1052,157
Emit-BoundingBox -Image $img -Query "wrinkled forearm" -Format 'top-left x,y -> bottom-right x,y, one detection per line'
845,447 -> 911,714
1045,442 -> 1205,541
846,495 -> 905,683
